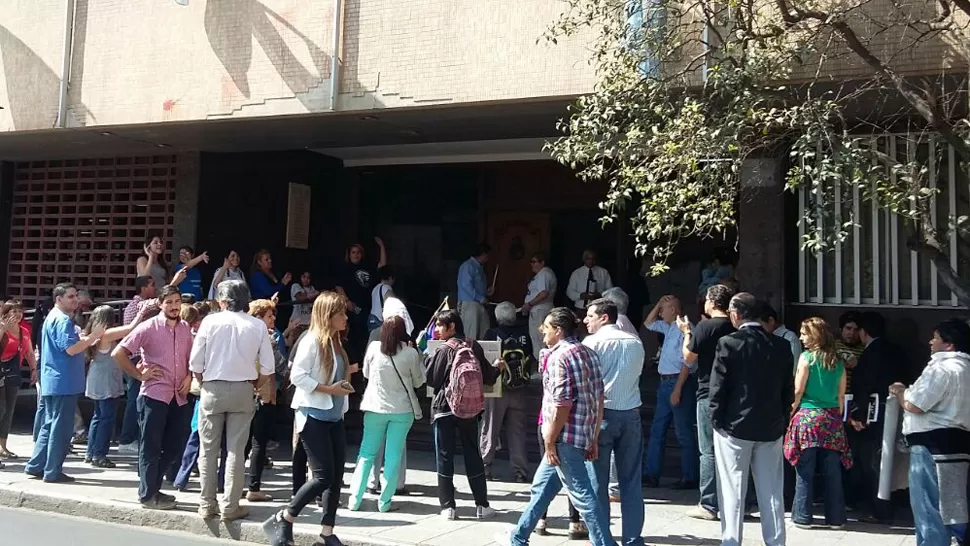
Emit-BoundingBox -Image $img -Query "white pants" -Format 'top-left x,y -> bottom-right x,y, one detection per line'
528,304 -> 552,360
458,301 -> 489,341
713,430 -> 786,546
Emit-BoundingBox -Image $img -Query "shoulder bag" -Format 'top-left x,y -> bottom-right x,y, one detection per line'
388,352 -> 421,420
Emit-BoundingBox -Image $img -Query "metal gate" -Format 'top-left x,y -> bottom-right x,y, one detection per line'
6,155 -> 178,307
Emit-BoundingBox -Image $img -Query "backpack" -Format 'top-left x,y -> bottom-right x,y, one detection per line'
499,333 -> 531,390
444,338 -> 485,419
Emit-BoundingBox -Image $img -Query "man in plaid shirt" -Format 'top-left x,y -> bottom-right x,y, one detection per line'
503,307 -> 616,546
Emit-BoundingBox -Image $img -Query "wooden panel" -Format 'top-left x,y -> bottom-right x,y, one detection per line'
6,156 -> 177,306
487,212 -> 551,306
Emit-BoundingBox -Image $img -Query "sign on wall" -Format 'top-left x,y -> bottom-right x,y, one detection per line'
286,183 -> 311,249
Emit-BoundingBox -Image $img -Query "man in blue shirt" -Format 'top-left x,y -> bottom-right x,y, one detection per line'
456,243 -> 493,340
583,298 -> 646,546
176,245 -> 208,301
642,294 -> 699,488
26,283 -> 105,482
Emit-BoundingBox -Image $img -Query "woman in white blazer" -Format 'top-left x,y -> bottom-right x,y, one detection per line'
262,292 -> 356,546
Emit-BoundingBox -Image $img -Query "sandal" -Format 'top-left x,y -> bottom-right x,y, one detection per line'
568,522 -> 589,540
0,449 -> 18,460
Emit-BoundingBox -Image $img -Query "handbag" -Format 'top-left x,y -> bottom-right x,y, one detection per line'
388,353 -> 421,420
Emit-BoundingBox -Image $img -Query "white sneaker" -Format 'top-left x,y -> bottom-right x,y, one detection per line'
477,505 -> 497,520
118,442 -> 138,454
440,507 -> 457,520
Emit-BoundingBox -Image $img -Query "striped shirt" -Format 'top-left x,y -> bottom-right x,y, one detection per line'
540,337 -> 604,451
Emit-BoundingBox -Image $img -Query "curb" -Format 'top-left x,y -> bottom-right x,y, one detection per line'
0,485 -> 404,546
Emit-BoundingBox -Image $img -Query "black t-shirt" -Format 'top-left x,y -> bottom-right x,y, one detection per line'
340,262 -> 374,311
689,316 -> 736,399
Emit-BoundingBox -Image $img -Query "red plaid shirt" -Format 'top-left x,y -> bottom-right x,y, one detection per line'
540,338 -> 604,451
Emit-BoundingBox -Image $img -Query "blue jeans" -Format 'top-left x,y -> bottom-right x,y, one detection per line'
26,394 -> 78,480
696,398 -> 718,513
137,396 -> 190,502
792,447 -> 846,526
511,442 -> 618,546
591,408 -> 644,546
910,444 -> 967,546
644,376 -> 698,482
86,398 -> 119,461
32,394 -> 46,442
173,429 -> 226,491
119,376 -> 141,444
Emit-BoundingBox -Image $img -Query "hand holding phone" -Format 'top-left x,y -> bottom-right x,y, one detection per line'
335,380 -> 355,393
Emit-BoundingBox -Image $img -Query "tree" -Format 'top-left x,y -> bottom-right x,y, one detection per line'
545,0 -> 970,306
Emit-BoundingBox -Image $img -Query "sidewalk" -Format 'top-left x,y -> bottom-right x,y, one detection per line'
0,434 -> 916,546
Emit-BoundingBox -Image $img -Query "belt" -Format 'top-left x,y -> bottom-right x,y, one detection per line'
659,373 -> 681,379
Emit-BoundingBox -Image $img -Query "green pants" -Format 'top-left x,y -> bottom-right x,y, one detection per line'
348,411 -> 414,511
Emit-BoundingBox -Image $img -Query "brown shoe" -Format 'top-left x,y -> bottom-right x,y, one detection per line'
222,505 -> 250,521
247,490 -> 273,502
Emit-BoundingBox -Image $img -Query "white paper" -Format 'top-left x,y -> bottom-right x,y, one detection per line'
843,394 -> 854,422
878,396 -> 901,500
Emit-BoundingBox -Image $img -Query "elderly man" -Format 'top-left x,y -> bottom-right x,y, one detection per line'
481,301 -> 535,483
457,243 -> 494,340
522,252 -> 557,360
890,318 -> 970,546
602,287 -> 639,337
26,283 -> 104,483
113,285 -> 193,510
566,249 -> 613,311
643,295 -> 698,488
189,280 -> 275,521
709,293 -> 793,546
584,298 -> 645,546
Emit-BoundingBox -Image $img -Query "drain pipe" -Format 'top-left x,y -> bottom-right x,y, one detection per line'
329,0 -> 343,111
55,0 -> 77,128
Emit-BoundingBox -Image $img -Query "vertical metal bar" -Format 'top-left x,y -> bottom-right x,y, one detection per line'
834,169 -> 843,304
929,139 -> 938,305
798,185 -> 807,303
909,138 -> 919,305
950,144 -> 959,306
872,137 -> 881,303
816,143 -> 824,302
890,137 -> 900,305
853,177 -> 862,304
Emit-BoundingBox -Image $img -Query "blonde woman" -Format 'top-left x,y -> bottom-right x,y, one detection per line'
348,316 -> 424,513
784,317 -> 851,529
263,292 -> 357,546
84,304 -> 151,468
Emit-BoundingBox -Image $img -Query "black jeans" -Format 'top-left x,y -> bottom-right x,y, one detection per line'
846,425 -> 893,521
433,414 -> 489,509
246,402 -> 274,491
137,396 -> 190,502
0,367 -> 21,439
288,417 -> 346,527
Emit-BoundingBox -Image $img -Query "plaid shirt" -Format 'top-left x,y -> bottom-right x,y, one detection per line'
540,337 -> 604,451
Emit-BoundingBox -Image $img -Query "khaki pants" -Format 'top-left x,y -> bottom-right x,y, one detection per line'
198,380 -> 255,513
458,301 -> 489,341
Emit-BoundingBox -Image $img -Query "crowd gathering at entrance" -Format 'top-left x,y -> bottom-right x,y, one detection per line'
0,231 -> 967,546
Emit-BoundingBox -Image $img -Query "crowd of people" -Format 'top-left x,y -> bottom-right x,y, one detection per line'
0,234 -> 967,546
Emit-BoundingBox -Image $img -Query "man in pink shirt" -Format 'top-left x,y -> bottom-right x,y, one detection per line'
113,285 -> 193,510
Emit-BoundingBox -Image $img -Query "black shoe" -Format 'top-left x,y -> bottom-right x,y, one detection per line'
313,534 -> 344,546
92,458 -> 116,469
366,486 -> 381,495
84,457 -> 92,464
395,487 -> 410,496
669,480 -> 698,490
514,472 -> 529,483
25,470 -> 43,479
641,476 -> 659,488
43,474 -> 75,483
157,492 -> 176,503
262,511 -> 294,546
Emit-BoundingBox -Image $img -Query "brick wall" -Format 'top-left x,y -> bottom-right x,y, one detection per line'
0,0 -> 597,132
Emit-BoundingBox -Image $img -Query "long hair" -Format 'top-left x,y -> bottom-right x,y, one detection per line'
380,316 -> 408,357
251,249 -> 271,277
84,305 -> 116,360
0,299 -> 23,322
309,291 -> 349,382
145,232 -> 168,271
800,317 -> 838,370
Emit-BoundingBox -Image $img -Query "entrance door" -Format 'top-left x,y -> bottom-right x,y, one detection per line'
486,212 -> 550,306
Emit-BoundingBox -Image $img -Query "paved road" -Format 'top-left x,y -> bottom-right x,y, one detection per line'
0,506 -> 258,545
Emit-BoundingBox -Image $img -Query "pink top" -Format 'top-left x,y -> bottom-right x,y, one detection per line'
119,314 -> 193,406
537,348 -> 551,426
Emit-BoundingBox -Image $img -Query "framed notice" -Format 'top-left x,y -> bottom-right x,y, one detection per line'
285,183 -> 311,249
425,340 -> 503,398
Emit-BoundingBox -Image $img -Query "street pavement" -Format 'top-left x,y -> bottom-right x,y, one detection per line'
0,432 -> 918,546
0,505 -> 249,545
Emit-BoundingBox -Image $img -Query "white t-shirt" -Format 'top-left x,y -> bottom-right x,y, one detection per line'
290,284 -> 318,325
208,267 -> 246,300
370,283 -> 393,320
526,267 -> 557,308
903,351 -> 970,435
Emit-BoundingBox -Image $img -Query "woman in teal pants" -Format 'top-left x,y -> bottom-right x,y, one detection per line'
347,315 -> 425,512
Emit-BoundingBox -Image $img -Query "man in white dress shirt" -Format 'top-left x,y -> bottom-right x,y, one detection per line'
522,252 -> 557,360
189,280 -> 275,521
566,250 -> 614,311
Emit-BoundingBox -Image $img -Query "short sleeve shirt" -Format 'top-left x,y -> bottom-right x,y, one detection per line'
526,267 -> 557,305
540,339 -> 604,451
119,314 -> 193,406
39,308 -> 85,396
689,317 -> 736,399
341,264 -> 374,311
